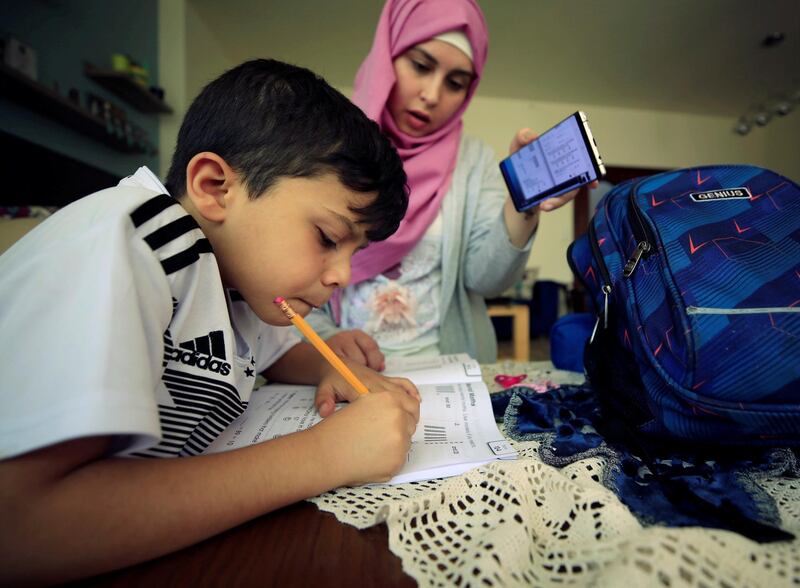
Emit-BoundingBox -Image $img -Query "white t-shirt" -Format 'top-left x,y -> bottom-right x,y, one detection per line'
0,167 -> 299,459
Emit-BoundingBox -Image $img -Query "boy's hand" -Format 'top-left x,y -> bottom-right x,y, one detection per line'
314,360 -> 419,418
308,383 -> 421,485
326,330 -> 385,371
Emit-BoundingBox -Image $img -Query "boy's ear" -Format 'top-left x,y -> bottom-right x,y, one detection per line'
185,152 -> 238,222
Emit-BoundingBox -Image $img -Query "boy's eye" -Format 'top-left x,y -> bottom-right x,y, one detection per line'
317,228 -> 337,250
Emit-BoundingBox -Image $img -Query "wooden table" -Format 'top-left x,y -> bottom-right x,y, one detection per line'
487,303 -> 530,361
75,501 -> 415,588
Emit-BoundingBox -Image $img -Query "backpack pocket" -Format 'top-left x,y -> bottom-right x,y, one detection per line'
685,306 -> 800,402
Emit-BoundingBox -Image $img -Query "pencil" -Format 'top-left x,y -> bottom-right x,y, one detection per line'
273,297 -> 370,395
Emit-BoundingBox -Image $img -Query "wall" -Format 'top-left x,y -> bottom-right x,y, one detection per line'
0,0 -> 161,178
463,96 -> 800,282
175,20 -> 800,285
158,0 -> 187,177
157,0 -> 231,179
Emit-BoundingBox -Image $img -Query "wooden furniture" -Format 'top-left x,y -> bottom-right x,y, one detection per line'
74,501 -> 415,588
0,63 -> 147,154
0,131 -> 119,206
487,303 -> 530,361
84,63 -> 172,114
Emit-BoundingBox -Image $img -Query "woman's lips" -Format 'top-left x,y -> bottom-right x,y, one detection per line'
404,110 -> 430,130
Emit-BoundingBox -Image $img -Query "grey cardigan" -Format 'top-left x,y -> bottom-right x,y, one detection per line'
307,135 -> 535,363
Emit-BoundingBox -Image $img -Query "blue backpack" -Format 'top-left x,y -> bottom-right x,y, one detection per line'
568,164 -> 800,446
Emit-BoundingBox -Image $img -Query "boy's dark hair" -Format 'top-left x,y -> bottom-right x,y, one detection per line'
165,59 -> 407,242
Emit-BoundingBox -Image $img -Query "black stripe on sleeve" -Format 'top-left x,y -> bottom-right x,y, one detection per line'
130,194 -> 178,228
160,239 -> 213,275
228,290 -> 245,302
194,335 -> 210,355
144,215 -> 200,251
209,330 -> 225,358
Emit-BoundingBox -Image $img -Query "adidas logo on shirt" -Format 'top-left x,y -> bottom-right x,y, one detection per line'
166,330 -> 232,375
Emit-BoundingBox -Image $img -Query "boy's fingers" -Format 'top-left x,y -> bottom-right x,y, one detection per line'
315,388 -> 337,417
327,330 -> 384,370
318,399 -> 335,418
353,331 -> 385,371
327,331 -> 366,366
341,342 -> 368,366
383,376 -> 420,401
397,378 -> 420,402
404,410 -> 418,435
404,394 -> 421,424
390,382 -> 421,423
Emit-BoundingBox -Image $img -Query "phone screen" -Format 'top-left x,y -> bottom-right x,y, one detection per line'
500,112 -> 605,212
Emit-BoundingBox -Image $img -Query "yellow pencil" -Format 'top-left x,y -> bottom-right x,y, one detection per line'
274,296 -> 370,395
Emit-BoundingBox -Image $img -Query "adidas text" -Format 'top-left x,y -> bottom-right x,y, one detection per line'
167,347 -> 231,375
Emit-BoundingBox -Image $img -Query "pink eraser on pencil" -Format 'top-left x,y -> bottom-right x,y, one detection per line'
273,296 -> 285,304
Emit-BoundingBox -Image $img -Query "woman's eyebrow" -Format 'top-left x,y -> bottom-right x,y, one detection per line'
411,47 -> 475,79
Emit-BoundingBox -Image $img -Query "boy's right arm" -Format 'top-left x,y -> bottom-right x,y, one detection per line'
325,329 -> 386,371
306,302 -> 385,371
0,386 -> 418,586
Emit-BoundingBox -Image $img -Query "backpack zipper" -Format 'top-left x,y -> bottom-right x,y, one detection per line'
623,240 -> 651,277
686,306 -> 800,315
587,220 -> 613,341
623,187 -> 658,278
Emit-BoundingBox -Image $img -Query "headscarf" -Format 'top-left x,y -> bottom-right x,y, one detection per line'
348,0 -> 488,286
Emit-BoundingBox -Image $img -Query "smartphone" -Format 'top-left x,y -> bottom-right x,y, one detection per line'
499,111 -> 606,212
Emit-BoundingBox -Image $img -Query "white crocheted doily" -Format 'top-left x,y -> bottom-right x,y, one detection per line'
310,361 -> 800,587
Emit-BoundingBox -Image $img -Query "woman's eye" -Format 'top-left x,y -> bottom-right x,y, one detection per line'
411,60 -> 431,73
318,229 -> 337,250
447,78 -> 467,92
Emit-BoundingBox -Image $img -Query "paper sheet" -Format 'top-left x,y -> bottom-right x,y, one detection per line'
204,356 -> 515,484
382,353 -> 482,385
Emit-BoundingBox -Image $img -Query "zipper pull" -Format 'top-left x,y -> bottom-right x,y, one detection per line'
589,285 -> 612,344
589,315 -> 599,344
623,241 -> 651,277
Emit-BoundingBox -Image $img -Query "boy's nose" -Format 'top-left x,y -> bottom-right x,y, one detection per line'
321,257 -> 351,289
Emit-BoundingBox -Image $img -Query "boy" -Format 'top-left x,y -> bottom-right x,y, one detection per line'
0,59 -> 420,584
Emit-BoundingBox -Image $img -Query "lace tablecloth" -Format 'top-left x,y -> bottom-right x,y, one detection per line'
310,361 -> 800,587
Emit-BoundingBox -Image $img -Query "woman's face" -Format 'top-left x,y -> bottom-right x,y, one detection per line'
388,39 -> 475,137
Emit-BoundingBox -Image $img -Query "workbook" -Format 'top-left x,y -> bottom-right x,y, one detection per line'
204,354 -> 517,484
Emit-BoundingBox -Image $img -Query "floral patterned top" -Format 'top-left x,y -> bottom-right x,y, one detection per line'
339,211 -> 443,356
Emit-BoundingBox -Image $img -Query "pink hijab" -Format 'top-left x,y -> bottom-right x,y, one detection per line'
348,0 -> 488,286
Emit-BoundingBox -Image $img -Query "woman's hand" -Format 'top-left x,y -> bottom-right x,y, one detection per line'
508,127 -> 538,156
508,127 -> 599,214
326,329 -> 385,371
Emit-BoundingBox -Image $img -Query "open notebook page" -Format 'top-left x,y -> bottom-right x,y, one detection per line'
382,353 -> 482,385
203,358 -> 516,485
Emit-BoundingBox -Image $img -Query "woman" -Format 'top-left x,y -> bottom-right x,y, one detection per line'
308,0 -> 589,365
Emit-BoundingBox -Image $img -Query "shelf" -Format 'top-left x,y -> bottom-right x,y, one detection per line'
84,63 -> 172,114
0,63 -> 149,154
